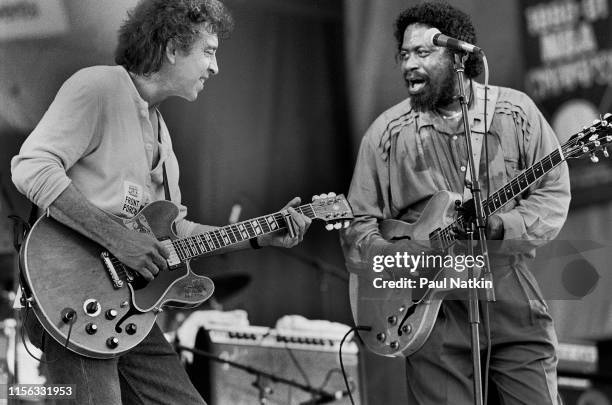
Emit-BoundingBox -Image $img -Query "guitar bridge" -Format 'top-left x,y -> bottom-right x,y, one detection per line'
101,251 -> 124,289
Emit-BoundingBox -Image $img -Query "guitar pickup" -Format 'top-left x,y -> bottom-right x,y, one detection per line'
101,251 -> 124,289
159,238 -> 181,269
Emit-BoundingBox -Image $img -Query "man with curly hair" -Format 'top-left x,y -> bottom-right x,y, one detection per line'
341,2 -> 570,404
11,0 -> 311,403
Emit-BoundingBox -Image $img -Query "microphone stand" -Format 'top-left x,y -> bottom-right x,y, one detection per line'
453,52 -> 495,405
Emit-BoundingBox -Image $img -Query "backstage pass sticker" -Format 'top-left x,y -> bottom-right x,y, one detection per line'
121,181 -> 143,217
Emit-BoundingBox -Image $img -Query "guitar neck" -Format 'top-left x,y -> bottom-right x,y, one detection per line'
482,148 -> 564,216
434,147 -> 565,248
172,204 -> 315,260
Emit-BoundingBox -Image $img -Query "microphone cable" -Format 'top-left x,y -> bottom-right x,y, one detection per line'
339,325 -> 371,405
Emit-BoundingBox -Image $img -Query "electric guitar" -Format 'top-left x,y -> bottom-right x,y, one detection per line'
20,194 -> 353,358
351,114 -> 612,357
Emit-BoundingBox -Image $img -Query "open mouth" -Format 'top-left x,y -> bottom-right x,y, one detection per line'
406,76 -> 428,94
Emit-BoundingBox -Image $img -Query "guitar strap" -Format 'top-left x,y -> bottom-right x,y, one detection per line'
156,110 -> 171,202
462,84 -> 499,200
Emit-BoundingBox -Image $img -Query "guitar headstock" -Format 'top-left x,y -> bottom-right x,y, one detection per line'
310,193 -> 354,231
563,113 -> 612,162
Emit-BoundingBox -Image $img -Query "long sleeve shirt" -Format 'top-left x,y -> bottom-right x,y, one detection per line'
340,82 -> 571,274
11,66 -> 197,237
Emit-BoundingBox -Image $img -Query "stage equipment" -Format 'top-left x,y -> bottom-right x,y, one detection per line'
185,325 -> 362,404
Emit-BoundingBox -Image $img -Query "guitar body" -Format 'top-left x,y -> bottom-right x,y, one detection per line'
350,190 -> 476,357
20,200 -> 214,359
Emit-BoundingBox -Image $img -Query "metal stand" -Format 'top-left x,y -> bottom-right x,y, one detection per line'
453,52 -> 495,405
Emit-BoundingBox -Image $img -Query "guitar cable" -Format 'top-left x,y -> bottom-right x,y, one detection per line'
339,325 -> 371,405
19,306 -> 59,364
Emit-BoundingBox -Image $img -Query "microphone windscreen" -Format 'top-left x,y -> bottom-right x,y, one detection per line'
423,27 -> 441,46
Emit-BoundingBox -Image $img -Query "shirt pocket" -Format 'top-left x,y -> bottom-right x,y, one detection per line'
504,157 -> 521,182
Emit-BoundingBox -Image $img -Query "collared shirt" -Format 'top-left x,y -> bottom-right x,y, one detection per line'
340,82 -> 571,271
11,65 -> 197,236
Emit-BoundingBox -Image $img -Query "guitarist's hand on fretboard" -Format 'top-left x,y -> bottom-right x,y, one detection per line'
257,196 -> 312,248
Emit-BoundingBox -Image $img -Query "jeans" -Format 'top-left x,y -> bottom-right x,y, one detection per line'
25,314 -> 206,405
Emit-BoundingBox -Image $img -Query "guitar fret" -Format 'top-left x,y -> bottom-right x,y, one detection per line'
219,229 -> 231,245
215,232 -> 224,248
258,217 -> 271,233
237,223 -> 249,240
194,236 -> 204,255
228,224 -> 241,242
194,236 -> 206,254
266,215 -> 279,231
196,235 -> 208,253
203,233 -> 215,250
178,239 -> 189,258
526,169 -> 536,183
250,220 -> 263,236
172,241 -> 184,259
212,230 -> 225,247
187,237 -> 199,257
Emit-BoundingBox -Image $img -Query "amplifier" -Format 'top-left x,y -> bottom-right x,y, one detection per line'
186,325 -> 362,405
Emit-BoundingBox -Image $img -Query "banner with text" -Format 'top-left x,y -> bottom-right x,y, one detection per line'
521,0 -> 612,207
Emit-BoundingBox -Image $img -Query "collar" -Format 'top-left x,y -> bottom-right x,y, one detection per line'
413,81 -> 492,135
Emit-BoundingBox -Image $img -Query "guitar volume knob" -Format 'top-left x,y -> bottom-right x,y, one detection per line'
125,323 -> 137,335
376,332 -> 386,342
105,309 -> 118,320
106,337 -> 119,349
390,341 -> 400,350
387,315 -> 398,325
85,323 -> 98,335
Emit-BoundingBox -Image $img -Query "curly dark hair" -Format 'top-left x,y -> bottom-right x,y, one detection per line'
394,2 -> 483,78
115,0 -> 234,75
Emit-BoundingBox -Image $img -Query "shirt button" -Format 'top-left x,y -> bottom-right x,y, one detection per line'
145,144 -> 153,150
460,165 -> 466,172
452,135 -> 458,140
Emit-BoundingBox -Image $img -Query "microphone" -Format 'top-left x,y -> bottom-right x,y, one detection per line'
424,28 -> 483,55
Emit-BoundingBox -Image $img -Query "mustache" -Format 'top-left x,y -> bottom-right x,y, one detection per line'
404,73 -> 429,82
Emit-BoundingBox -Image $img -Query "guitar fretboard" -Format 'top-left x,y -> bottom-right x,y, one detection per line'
430,148 -> 565,248
170,205 -> 316,260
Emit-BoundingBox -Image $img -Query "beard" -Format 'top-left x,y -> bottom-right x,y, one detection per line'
405,59 -> 457,113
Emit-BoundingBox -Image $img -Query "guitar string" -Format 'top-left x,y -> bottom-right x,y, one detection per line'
432,122 -> 606,245
105,200 -> 342,274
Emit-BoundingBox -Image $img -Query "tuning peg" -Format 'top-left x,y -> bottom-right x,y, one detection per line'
604,113 -> 612,120
590,153 -> 599,163
334,222 -> 342,230
328,192 -> 336,197
319,193 -> 328,199
604,147 -> 609,158
325,224 -> 334,231
312,195 -> 319,201
343,220 -> 350,228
